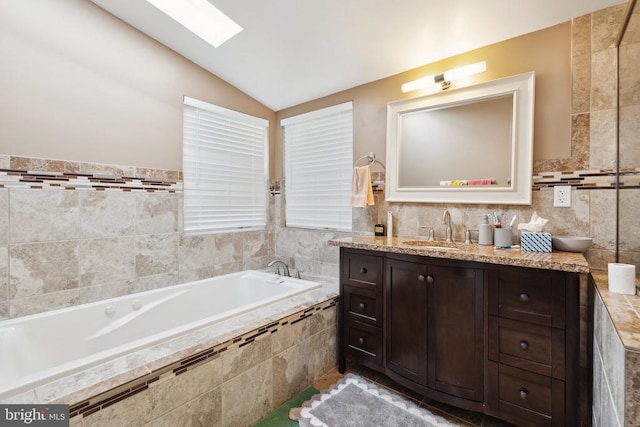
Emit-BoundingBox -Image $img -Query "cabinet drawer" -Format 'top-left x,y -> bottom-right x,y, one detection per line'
344,322 -> 383,366
490,268 -> 565,327
489,317 -> 565,378
342,251 -> 383,289
498,365 -> 555,420
343,285 -> 382,327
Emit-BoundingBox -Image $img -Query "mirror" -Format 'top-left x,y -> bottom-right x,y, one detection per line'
386,72 -> 535,204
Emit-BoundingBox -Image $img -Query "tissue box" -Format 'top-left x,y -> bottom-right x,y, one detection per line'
520,232 -> 552,252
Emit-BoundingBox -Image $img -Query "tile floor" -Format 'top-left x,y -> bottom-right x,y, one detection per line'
310,361 -> 516,427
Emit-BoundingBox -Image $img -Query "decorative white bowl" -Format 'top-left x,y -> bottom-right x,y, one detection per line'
552,236 -> 592,253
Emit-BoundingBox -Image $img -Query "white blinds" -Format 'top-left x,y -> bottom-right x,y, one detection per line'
183,97 -> 269,234
282,102 -> 353,231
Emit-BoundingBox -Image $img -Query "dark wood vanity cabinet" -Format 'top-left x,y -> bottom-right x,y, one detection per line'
384,257 -> 428,384
385,255 -> 484,402
486,266 -> 580,426
426,262 -> 485,402
339,250 -> 384,371
338,247 -> 581,426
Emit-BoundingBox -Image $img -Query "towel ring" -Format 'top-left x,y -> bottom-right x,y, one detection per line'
354,152 -> 376,167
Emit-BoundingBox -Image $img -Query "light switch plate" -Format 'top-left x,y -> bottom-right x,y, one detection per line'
553,186 -> 571,207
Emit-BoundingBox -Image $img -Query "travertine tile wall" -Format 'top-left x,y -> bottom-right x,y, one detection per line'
618,2 -> 640,269
593,292 -> 625,425
0,156 -> 275,320
592,288 -> 640,427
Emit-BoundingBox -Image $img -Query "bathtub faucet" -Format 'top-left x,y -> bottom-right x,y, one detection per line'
268,259 -> 291,277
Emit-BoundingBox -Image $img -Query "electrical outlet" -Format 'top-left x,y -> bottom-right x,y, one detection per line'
553,186 -> 571,207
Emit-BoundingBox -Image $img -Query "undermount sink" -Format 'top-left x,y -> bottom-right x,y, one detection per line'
401,240 -> 462,250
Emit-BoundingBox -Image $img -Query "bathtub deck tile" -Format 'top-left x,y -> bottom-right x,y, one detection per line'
37,359 -> 153,407
1,390 -> 39,404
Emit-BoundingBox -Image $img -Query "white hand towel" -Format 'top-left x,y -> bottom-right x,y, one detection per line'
350,166 -> 374,207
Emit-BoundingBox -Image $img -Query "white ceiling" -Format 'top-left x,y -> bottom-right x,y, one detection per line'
89,0 -> 625,111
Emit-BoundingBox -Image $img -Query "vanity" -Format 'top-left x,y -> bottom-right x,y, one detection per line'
330,236 -> 589,427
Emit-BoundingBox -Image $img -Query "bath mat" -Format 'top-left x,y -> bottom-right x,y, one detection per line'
293,374 -> 455,427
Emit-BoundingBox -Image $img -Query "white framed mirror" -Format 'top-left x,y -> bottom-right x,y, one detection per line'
386,72 -> 535,204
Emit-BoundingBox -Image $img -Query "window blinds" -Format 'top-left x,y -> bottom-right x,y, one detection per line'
183,97 -> 269,234
281,101 -> 353,231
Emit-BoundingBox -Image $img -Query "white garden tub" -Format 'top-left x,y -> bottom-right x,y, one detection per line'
0,270 -> 321,400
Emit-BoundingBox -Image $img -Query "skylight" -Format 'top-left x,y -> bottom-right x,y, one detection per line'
146,0 -> 242,48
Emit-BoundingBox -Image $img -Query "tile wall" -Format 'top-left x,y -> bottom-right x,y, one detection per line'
592,278 -> 640,427
0,155 -> 275,320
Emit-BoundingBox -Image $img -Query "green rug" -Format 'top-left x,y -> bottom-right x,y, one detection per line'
254,386 -> 319,427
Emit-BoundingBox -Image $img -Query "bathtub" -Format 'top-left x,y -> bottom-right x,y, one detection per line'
0,270 -> 322,401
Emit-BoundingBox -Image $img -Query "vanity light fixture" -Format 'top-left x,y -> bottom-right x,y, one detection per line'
146,0 -> 242,48
401,61 -> 487,93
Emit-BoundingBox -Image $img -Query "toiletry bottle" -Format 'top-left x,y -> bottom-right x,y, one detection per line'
478,215 -> 493,245
374,223 -> 385,236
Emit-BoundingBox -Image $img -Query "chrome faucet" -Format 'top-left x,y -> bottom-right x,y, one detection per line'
442,209 -> 453,243
268,259 -> 290,277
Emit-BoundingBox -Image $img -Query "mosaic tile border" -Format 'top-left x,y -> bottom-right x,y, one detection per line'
68,296 -> 338,420
533,168 -> 640,190
6,156 -> 638,195
0,170 -> 182,193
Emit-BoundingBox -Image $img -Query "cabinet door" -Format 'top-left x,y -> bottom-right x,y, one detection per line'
427,264 -> 484,401
385,258 -> 428,385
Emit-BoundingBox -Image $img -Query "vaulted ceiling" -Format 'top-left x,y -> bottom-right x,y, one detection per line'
89,0 -> 625,111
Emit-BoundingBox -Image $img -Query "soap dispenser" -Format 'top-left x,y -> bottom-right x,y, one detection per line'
478,215 -> 493,246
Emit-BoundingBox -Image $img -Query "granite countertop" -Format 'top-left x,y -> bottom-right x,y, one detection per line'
590,270 -> 640,352
329,236 -> 589,273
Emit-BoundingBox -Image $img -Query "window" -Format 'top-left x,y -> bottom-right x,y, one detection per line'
281,101 -> 353,231
183,97 -> 269,234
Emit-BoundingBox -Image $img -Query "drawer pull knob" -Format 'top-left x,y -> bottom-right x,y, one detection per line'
358,302 -> 366,310
519,293 -> 530,302
520,340 -> 529,350
519,388 -> 529,400
360,267 -> 367,274
426,275 -> 434,284
358,337 -> 365,345
418,274 -> 426,282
